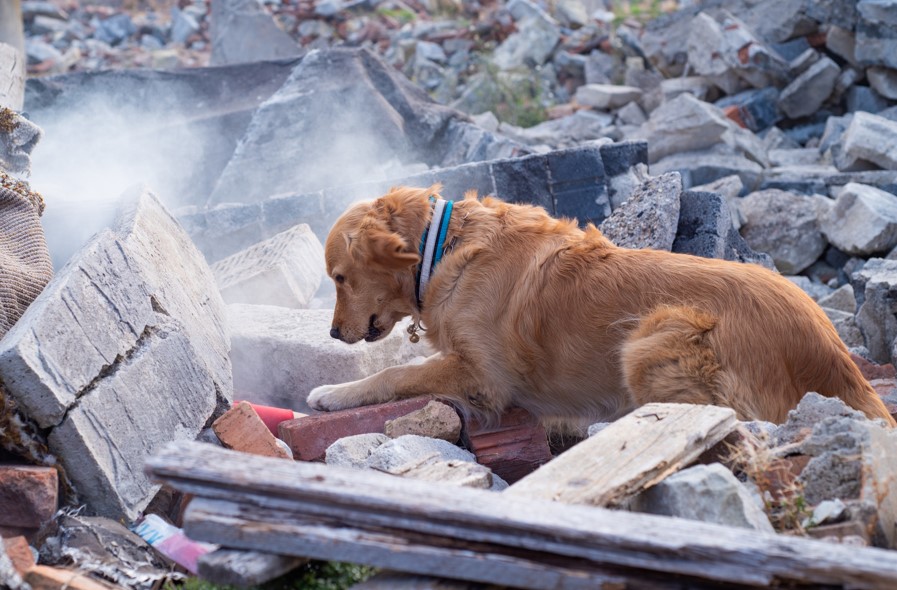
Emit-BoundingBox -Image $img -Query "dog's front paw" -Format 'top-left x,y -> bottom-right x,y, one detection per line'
307,383 -> 357,412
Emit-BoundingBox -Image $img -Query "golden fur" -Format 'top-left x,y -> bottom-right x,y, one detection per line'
307,185 -> 895,428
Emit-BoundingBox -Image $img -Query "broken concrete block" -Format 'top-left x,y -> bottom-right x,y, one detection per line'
798,412 -> 897,548
660,76 -> 714,103
692,174 -> 746,229
631,93 -> 730,163
818,284 -> 857,314
868,67 -> 897,100
462,407 -> 552,484
672,190 -> 775,269
837,112 -> 897,171
630,463 -> 774,533
384,400 -> 462,443
492,10 -> 560,70
209,48 -> 522,205
325,433 -> 390,468
778,57 -> 840,120
0,188 -> 231,520
737,189 -> 827,274
824,308 -> 866,349
0,466 -> 57,529
856,18 -> 897,70
821,183 -> 897,256
327,432 -> 504,490
852,258 -> 897,364
687,12 -> 788,91
211,224 -> 324,309
229,305 -> 428,412
574,84 -> 642,110
279,397 -> 432,462
212,401 -> 292,459
209,0 -> 301,66
599,172 -> 682,251
365,434 -> 477,472
716,87 -> 781,132
774,392 -> 868,447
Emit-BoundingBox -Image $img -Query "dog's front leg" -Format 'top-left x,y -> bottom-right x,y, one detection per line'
307,353 -> 475,412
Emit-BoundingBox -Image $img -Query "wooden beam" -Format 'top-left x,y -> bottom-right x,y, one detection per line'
507,403 -> 738,506
187,497 -> 629,590
146,440 -> 897,589
197,548 -> 307,587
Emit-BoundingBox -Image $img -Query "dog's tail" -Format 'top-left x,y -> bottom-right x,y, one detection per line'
822,353 -> 896,427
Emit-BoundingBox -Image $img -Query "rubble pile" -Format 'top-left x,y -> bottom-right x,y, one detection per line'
4,0 -> 897,587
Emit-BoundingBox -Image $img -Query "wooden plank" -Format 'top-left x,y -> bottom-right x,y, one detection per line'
186,497 -> 634,590
507,403 -> 738,506
146,440 -> 897,589
197,548 -> 307,587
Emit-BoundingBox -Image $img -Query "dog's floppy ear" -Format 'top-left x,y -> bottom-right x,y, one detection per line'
349,217 -> 420,271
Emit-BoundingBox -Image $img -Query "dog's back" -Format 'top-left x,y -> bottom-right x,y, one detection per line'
427,197 -> 895,426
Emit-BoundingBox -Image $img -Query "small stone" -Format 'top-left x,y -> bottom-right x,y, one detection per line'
824,308 -> 866,348
630,463 -> 775,533
817,284 -> 857,314
616,102 -> 647,126
868,67 -> 897,100
325,433 -> 391,468
777,57 -> 840,120
716,87 -> 782,132
826,26 -> 858,66
846,86 -> 890,114
492,13 -> 560,70
692,175 -> 745,229
384,400 -> 462,443
395,459 -> 503,490
587,422 -> 611,436
574,84 -> 642,110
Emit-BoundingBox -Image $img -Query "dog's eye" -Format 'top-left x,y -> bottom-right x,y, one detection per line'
334,274 -> 345,284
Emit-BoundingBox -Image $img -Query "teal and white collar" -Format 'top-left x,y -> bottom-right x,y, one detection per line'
414,196 -> 454,308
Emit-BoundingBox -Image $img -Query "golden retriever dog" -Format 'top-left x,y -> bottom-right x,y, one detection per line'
307,185 -> 895,428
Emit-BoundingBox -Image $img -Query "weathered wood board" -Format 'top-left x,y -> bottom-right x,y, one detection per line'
146,440 -> 897,589
507,403 -> 738,506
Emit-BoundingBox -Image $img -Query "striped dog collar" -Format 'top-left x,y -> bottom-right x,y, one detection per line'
415,196 -> 454,307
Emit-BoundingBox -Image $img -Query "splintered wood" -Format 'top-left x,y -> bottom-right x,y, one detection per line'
507,403 -> 738,506
145,412 -> 897,589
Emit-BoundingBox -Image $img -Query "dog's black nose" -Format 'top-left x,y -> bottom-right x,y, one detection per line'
329,326 -> 340,339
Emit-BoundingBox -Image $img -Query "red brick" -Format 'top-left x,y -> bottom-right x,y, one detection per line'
279,397 -> 432,462
0,466 -> 57,528
213,402 -> 292,459
851,353 -> 897,381
3,535 -> 35,575
462,407 -> 552,484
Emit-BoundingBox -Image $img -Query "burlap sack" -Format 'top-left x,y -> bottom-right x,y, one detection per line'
0,172 -> 52,338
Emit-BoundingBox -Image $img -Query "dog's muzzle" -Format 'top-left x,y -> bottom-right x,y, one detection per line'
364,314 -> 382,342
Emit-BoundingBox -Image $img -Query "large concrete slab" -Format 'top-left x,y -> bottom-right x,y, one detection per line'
207,48 -> 524,206
0,187 -> 232,520
211,224 -> 325,308
229,305 -> 427,413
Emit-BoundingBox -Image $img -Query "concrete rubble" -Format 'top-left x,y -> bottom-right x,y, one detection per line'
4,0 -> 897,586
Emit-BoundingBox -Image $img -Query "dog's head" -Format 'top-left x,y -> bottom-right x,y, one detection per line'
324,186 -> 435,343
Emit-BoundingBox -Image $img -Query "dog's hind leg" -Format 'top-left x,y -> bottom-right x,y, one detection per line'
620,305 -> 756,419
307,352 -> 487,412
